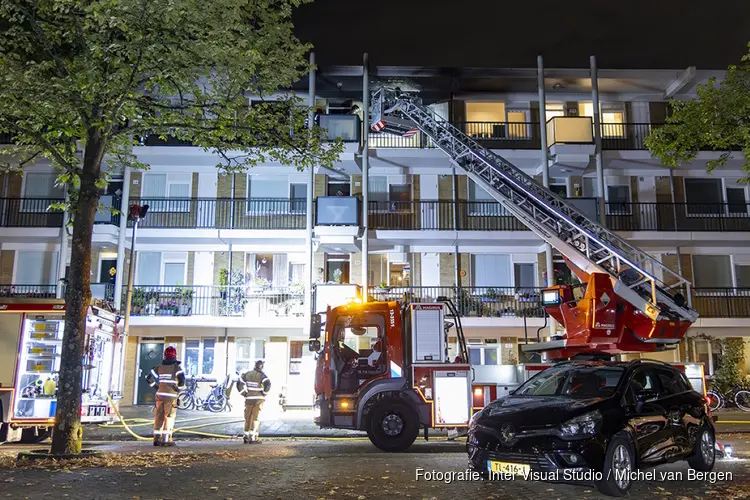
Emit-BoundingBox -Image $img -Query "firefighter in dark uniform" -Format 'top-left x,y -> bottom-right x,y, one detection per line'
145,346 -> 186,446
237,360 -> 271,443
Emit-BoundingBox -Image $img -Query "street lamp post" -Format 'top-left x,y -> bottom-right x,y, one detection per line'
115,203 -> 148,397
122,203 -> 149,340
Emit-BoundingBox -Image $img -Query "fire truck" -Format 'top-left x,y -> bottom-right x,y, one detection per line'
310,88 -> 702,452
0,299 -> 122,443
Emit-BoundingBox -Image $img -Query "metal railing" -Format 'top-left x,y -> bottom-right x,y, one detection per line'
368,130 -> 434,149
0,284 -> 57,298
456,122 -> 541,149
368,286 -> 546,318
601,202 -> 750,232
125,285 -> 304,318
600,123 -> 662,150
0,198 -> 64,227
368,200 -> 525,231
128,198 -> 307,229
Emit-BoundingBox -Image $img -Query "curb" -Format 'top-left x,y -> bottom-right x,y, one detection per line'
16,449 -> 103,462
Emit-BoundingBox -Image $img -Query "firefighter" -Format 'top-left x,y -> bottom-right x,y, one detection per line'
145,346 -> 186,446
237,360 -> 271,444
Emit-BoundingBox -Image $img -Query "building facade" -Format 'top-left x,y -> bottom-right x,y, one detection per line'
1,63 -> 749,408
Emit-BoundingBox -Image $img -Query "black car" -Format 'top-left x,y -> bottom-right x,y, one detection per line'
467,360 -> 715,496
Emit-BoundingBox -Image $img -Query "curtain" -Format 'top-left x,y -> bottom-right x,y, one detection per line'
472,254 -> 511,289
23,173 -> 62,198
167,178 -> 190,212
245,253 -> 256,281
16,251 -> 58,284
368,176 -> 388,203
248,176 -> 288,198
136,252 -> 162,285
143,174 -> 167,211
272,254 -> 288,288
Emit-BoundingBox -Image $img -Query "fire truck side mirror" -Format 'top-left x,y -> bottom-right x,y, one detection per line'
309,339 -> 321,352
310,313 -> 322,339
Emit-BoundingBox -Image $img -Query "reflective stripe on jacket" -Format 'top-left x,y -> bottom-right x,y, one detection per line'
238,369 -> 271,400
146,360 -> 186,400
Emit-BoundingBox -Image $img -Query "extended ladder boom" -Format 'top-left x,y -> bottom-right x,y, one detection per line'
372,89 -> 698,324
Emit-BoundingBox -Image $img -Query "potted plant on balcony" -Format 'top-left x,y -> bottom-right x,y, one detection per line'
332,268 -> 343,284
177,287 -> 193,316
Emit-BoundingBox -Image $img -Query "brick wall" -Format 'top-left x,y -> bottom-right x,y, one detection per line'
351,175 -> 362,196
661,253 -> 693,286
439,253 -> 455,286
121,336 -> 138,406
186,252 -> 195,285
314,174 -> 327,199
0,250 -> 14,283
130,172 -> 142,197
217,173 -> 232,198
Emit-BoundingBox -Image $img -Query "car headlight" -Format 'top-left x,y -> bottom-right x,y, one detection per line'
558,410 -> 602,439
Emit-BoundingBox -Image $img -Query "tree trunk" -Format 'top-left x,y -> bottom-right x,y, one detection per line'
50,131 -> 105,455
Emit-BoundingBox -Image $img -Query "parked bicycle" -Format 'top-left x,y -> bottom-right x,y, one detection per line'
177,377 -> 229,412
706,385 -> 750,412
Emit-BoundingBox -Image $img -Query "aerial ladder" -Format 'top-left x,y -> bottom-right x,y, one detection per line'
370,88 -> 699,360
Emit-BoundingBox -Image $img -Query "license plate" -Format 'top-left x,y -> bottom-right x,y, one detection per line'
87,406 -> 106,417
487,460 -> 530,476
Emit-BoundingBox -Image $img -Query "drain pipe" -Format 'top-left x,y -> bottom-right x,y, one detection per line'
591,55 -> 607,229
452,166 -> 460,289
361,52 -> 370,301
538,55 -> 556,338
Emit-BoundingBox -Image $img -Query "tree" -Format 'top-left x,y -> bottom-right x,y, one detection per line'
645,42 -> 750,183
0,0 -> 341,455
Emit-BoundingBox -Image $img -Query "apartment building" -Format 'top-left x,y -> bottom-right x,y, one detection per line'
1,64 -> 749,409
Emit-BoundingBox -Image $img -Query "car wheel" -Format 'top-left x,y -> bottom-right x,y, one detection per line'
596,433 -> 635,497
367,398 -> 419,452
688,426 -> 715,471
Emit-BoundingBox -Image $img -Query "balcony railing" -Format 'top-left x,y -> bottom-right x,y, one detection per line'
129,198 -> 307,230
601,202 -> 750,232
0,284 -> 57,298
0,198 -> 65,227
369,286 -> 546,318
692,288 -> 750,318
455,122 -> 541,149
547,116 -> 594,146
126,285 -> 304,318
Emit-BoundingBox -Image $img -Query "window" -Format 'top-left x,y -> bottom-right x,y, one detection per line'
736,265 -> 750,288
684,178 -> 722,215
515,364 -> 625,398
183,338 -> 216,378
579,102 -> 626,137
247,176 -> 306,214
545,103 -> 565,123
472,254 -> 511,289
550,183 -> 567,198
326,254 -> 350,284
289,263 -> 306,285
235,339 -> 265,373
327,181 -> 351,197
469,347 -> 482,365
245,254 -> 275,287
22,173 -> 64,212
506,110 -> 530,138
656,369 -> 691,396
369,176 -> 411,211
135,252 -> 187,286
15,251 -> 58,285
726,187 -> 748,214
142,173 -> 191,212
468,180 -> 507,216
624,370 -> 657,406
465,102 -> 506,123
289,341 -> 305,375
693,255 -> 732,289
606,185 -> 631,215
514,263 -> 535,291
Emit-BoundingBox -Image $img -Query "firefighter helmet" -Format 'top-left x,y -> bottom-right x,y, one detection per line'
164,346 -> 177,360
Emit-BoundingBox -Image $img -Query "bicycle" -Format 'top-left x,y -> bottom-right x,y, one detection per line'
177,377 -> 227,412
706,385 -> 750,412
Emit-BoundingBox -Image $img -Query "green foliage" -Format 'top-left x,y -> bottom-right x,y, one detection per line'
0,0 -> 342,200
645,42 -> 750,182
699,334 -> 747,393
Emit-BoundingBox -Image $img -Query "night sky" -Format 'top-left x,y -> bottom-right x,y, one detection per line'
293,0 -> 750,70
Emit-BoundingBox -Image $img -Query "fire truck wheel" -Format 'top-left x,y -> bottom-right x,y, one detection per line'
20,426 -> 51,444
367,399 -> 419,452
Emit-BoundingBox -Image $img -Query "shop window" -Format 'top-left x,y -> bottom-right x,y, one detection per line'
184,338 -> 216,378
142,173 -> 191,212
685,178 -> 722,215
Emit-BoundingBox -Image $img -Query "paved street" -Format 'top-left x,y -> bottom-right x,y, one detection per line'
82,405 -> 750,442
1,437 -> 748,500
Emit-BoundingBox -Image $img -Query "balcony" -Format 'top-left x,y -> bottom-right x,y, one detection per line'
602,202 -> 750,232
126,285 -> 304,318
369,200 -> 525,231
456,122 -> 541,149
546,117 -> 594,146
0,284 -> 57,298
369,286 -> 545,318
0,198 -> 120,228
129,198 -> 307,230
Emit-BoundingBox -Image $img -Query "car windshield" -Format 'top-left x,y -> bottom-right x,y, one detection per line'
514,364 -> 625,399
